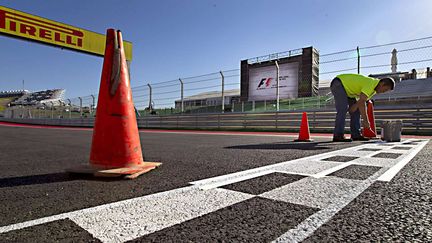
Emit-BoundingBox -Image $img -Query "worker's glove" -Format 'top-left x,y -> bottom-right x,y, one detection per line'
362,120 -> 371,129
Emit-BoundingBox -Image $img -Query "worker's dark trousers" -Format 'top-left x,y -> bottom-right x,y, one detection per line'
330,78 -> 361,138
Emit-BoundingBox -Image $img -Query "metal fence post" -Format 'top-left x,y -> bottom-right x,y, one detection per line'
232,101 -> 235,112
357,46 -> 360,74
275,61 -> 280,111
67,99 -> 72,119
147,84 -> 152,112
241,101 -> 244,113
78,97 -> 83,117
91,95 -> 95,115
313,111 -> 316,129
220,71 -> 225,113
60,101 -> 64,118
50,101 -> 54,119
252,100 -> 255,112
179,78 -> 184,113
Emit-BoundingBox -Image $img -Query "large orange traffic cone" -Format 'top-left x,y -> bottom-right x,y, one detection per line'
68,29 -> 161,179
294,112 -> 313,142
362,100 -> 377,138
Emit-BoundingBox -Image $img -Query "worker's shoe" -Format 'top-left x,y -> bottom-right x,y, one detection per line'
352,136 -> 370,141
332,136 -> 352,142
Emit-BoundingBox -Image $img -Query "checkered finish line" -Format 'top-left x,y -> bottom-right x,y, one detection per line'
0,139 -> 428,242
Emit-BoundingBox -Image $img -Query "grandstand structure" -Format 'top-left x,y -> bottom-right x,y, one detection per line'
374,77 -> 432,107
0,90 -> 28,98
10,89 -> 65,106
0,90 -> 28,114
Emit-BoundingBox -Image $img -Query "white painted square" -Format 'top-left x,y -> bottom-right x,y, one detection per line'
332,149 -> 376,158
387,148 -> 413,153
273,160 -> 343,175
352,157 -> 399,168
260,176 -> 359,209
70,187 -> 253,242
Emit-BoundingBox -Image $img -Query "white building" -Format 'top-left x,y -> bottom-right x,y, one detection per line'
174,89 -> 240,109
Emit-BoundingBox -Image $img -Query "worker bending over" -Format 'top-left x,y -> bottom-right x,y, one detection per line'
331,73 -> 395,142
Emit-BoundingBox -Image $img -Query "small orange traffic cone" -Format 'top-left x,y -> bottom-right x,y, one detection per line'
68,29 -> 161,179
294,112 -> 313,142
363,100 -> 377,138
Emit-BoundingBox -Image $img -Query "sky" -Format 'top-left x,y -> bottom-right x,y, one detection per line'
0,0 -> 431,99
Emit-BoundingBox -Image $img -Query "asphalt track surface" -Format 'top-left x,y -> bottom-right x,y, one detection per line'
0,123 -> 430,242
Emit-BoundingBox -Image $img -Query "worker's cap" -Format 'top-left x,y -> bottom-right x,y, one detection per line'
379,77 -> 395,90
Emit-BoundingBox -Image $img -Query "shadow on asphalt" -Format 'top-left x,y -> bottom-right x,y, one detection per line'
0,172 -> 120,188
225,141 -> 335,150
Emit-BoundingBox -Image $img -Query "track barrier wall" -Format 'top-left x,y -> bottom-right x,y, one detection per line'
1,108 -> 431,135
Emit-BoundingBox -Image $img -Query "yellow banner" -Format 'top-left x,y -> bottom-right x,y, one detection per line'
0,6 -> 133,60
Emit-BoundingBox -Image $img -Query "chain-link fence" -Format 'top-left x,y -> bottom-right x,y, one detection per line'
3,35 -> 432,118
319,36 -> 432,86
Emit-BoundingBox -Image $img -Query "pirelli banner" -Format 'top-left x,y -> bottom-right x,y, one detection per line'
0,6 -> 133,60
241,47 -> 319,101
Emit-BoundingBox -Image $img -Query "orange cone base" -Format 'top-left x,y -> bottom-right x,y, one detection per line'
67,162 -> 161,179
363,127 -> 377,139
294,138 -> 314,142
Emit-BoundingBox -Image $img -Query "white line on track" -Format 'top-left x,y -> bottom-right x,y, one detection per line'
377,140 -> 428,181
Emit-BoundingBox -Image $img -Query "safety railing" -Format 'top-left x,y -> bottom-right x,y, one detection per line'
2,107 -> 431,135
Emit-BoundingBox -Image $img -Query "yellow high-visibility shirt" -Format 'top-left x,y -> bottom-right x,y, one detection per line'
336,74 -> 379,99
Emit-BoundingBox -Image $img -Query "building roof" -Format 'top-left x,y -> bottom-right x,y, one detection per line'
176,89 -> 240,102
